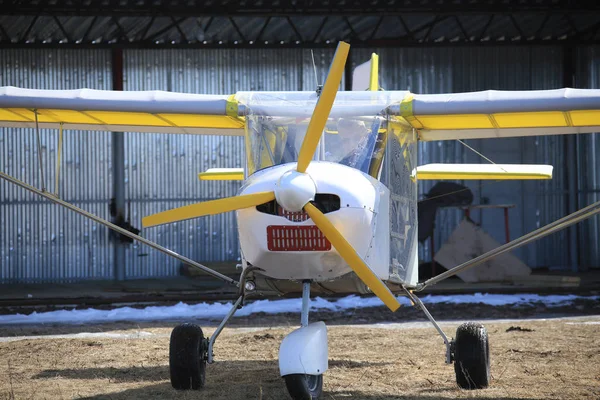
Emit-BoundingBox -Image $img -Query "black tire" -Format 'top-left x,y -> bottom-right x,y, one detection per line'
453,322 -> 490,389
169,323 -> 207,390
283,374 -> 323,400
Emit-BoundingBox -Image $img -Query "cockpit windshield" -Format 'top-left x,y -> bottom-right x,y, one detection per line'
236,90 -> 408,178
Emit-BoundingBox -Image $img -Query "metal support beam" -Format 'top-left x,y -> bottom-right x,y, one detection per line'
286,16 -> 303,42
228,17 -> 246,42
33,110 -> 47,192
53,16 -> 72,42
5,1 -> 600,17
370,16 -> 385,40
139,16 -> 155,41
20,16 -> 38,43
111,48 -> 126,281
54,123 -> 63,196
402,286 -> 452,364
0,21 -> 10,41
2,4 -> 600,48
301,280 -> 311,327
144,17 -> 186,43
208,295 -> 243,363
256,16 -> 271,42
111,17 -> 128,42
171,16 -> 188,42
563,45 -> 580,272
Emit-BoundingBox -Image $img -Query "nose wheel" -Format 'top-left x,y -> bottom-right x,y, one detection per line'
280,281 -> 329,400
284,374 -> 323,400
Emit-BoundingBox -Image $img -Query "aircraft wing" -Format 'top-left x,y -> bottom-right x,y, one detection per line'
0,87 -> 244,135
399,88 -> 600,141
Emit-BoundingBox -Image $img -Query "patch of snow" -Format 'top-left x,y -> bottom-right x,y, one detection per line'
0,331 -> 155,343
0,293 -> 596,326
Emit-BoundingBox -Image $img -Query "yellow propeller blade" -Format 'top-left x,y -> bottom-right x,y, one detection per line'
296,41 -> 350,173
304,202 -> 401,312
142,191 -> 275,228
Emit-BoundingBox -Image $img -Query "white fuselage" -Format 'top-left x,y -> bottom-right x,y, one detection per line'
236,162 -> 390,282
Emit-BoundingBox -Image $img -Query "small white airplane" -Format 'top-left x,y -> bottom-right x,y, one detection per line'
2,41 -> 600,399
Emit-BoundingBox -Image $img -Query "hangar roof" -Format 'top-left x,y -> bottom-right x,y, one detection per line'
0,0 -> 599,48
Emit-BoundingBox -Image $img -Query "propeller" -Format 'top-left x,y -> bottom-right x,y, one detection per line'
142,41 -> 401,312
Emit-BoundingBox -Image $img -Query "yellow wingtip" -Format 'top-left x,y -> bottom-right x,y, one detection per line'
415,163 -> 554,180
198,168 -> 245,181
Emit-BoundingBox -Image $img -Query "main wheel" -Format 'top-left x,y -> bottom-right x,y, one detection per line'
283,374 -> 323,400
169,323 -> 207,390
453,322 -> 490,389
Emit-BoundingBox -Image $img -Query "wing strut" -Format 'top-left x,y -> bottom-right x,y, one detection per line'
33,109 -> 47,192
416,199 -> 600,291
0,171 -> 239,287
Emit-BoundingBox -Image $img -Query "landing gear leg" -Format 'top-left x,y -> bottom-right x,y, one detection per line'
401,286 -> 490,389
280,280 -> 326,400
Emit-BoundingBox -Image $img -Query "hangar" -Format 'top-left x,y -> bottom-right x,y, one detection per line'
1,0 -> 600,287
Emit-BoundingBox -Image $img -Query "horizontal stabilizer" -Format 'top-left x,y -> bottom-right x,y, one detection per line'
415,163 -> 553,180
198,168 -> 244,181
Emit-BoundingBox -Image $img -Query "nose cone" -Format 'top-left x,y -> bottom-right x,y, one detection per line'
274,170 -> 317,212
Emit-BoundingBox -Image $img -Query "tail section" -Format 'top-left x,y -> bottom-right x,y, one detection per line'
352,53 -> 380,91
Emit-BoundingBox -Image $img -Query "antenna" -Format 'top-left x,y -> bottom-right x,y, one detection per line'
311,49 -> 322,96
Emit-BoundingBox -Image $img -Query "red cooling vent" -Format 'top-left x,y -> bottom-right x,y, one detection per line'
266,225 -> 332,251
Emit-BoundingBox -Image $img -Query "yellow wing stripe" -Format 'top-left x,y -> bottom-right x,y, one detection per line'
406,109 -> 600,131
570,110 -> 600,125
0,108 -> 245,130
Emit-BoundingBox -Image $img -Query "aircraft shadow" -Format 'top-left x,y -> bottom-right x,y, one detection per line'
327,391 -> 541,400
74,384 -> 541,400
33,359 -> 391,382
33,360 -> 540,400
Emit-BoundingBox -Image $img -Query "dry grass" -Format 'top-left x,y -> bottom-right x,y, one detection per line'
0,318 -> 599,399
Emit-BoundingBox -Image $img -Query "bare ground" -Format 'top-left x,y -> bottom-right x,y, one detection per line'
0,310 -> 599,399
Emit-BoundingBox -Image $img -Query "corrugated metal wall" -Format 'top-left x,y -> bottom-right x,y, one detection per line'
576,46 -> 600,270
1,45 -> 599,283
1,50 -> 114,283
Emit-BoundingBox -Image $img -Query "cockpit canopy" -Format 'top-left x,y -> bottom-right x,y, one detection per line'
236,90 -> 408,179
